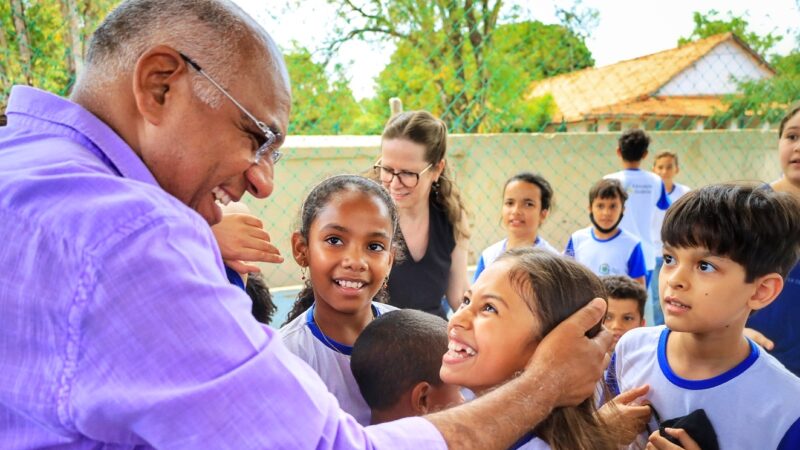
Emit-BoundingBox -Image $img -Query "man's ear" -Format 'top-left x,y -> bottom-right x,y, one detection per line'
291,231 -> 309,267
748,273 -> 783,311
410,382 -> 432,415
132,45 -> 189,125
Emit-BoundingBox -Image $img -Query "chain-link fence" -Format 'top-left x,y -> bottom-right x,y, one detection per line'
2,1 -> 798,292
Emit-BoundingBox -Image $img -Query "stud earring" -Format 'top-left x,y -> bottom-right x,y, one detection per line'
301,267 -> 307,281
382,277 -> 389,290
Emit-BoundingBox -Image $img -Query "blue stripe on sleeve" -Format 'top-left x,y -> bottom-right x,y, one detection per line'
564,237 -> 575,258
778,417 -> 800,450
473,255 -> 485,283
627,243 -> 647,278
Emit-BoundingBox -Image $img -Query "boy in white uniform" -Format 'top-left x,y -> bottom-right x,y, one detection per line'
565,179 -> 646,285
608,183 -> 800,449
604,129 -> 670,287
649,151 -> 691,325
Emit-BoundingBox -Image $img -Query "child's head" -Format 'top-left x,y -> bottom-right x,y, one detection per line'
245,272 -> 276,325
441,248 -> 613,450
617,128 -> 651,162
588,179 -> 627,234
501,172 -> 553,241
601,275 -> 646,350
778,102 -> 800,188
653,151 -> 680,182
285,175 -> 400,323
660,183 -> 800,333
351,309 -> 464,424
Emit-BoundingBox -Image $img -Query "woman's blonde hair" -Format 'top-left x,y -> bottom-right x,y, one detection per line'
381,111 -> 470,241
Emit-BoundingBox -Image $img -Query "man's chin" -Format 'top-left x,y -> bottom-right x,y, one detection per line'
196,201 -> 223,225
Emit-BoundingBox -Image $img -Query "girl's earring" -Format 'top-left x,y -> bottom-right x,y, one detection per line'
301,267 -> 308,281
432,180 -> 441,198
382,277 -> 389,290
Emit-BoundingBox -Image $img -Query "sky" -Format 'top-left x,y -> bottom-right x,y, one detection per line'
234,0 -> 800,100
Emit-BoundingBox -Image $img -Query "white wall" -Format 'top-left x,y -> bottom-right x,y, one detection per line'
657,41 -> 772,96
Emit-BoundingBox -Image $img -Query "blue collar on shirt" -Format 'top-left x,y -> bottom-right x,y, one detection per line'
508,430 -> 538,450
501,237 -> 540,252
590,228 -> 621,242
305,303 -> 382,355
657,327 -> 759,390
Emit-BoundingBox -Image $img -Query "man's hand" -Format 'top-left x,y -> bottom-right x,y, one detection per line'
212,213 -> 283,273
647,428 -> 701,450
743,327 -> 774,351
525,298 -> 613,407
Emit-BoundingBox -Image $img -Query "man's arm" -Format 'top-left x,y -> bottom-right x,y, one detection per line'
425,298 -> 612,449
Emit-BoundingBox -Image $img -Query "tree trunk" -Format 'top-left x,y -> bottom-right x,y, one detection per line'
9,0 -> 32,85
60,0 -> 84,92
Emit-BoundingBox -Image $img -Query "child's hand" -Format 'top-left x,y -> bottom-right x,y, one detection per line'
743,327 -> 774,351
647,427 -> 701,450
212,213 -> 283,273
598,384 -> 651,445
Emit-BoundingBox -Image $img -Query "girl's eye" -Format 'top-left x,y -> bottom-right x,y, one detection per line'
504,200 -> 514,206
460,297 -> 471,308
623,315 -> 635,322
698,261 -> 716,273
663,254 -> 675,265
482,303 -> 497,314
324,236 -> 343,246
603,314 -> 612,322
368,242 -> 386,252
526,201 -> 535,207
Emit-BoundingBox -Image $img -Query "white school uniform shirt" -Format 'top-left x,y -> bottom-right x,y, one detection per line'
651,183 -> 691,256
564,227 -> 646,279
604,169 -> 671,271
609,326 -> 800,450
280,301 -> 396,426
473,237 -> 558,282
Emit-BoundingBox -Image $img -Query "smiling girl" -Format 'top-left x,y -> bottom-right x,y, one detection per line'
442,248 -> 618,450
280,175 -> 400,425
473,173 -> 557,283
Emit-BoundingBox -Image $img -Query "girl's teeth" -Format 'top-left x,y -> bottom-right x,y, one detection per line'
447,341 -> 477,356
336,280 -> 364,289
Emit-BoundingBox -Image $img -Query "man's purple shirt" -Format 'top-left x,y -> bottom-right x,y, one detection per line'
0,86 -> 446,449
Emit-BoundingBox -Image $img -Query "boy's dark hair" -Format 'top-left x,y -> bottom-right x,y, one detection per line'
618,129 -> 651,162
663,183 -> 800,281
351,310 -> 448,410
246,272 -> 276,325
654,151 -> 679,167
504,172 -> 554,210
588,178 -> 628,205
601,275 -> 647,316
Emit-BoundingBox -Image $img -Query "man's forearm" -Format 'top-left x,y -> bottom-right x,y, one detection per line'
425,367 -> 557,449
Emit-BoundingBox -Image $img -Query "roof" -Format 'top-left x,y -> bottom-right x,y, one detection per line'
526,33 -> 774,123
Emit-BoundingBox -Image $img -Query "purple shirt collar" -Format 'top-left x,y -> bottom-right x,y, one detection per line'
6,85 -> 158,186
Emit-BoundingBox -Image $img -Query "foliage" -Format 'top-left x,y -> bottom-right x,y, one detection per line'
1,0 -> 118,110
328,0 -> 593,133
678,10 -> 782,56
283,45 -> 361,135
678,10 -> 800,126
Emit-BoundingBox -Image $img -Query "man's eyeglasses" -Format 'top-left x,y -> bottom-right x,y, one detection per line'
179,52 -> 283,165
373,159 -> 433,187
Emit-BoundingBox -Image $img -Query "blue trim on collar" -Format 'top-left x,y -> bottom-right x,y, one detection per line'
624,168 -> 642,171
509,430 -> 538,450
590,228 -> 621,242
305,303 -> 382,355
501,237 -> 541,252
657,328 -> 759,390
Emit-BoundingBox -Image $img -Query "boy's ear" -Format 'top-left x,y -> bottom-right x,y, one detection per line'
290,231 -> 309,267
748,273 -> 784,311
540,208 -> 550,223
410,382 -> 432,415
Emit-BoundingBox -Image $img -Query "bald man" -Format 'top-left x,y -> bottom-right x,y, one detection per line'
0,1 -> 611,448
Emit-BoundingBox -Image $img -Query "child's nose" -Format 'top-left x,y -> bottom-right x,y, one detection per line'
342,248 -> 367,271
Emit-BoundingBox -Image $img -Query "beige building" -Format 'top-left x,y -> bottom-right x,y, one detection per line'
526,33 -> 775,132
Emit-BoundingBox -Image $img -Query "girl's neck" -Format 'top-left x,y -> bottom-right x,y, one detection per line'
663,179 -> 675,193
666,325 -> 751,381
312,299 -> 375,346
592,227 -> 618,240
506,234 -> 538,249
772,177 -> 800,201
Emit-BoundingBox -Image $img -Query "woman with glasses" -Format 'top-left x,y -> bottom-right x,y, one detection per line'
373,111 -> 470,319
